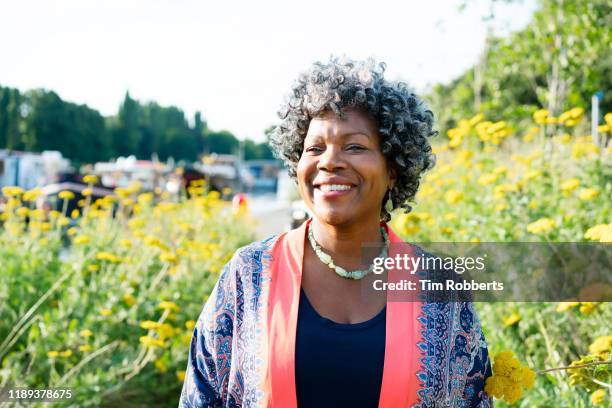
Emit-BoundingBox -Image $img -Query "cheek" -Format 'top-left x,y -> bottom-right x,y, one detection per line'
296,159 -> 312,191
361,157 -> 390,189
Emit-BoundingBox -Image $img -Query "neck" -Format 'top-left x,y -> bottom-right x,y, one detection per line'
310,217 -> 385,264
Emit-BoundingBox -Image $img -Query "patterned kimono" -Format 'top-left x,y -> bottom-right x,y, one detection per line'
179,219 -> 493,407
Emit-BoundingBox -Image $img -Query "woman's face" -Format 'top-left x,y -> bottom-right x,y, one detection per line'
297,109 -> 395,227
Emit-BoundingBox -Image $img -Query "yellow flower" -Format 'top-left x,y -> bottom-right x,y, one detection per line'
96,252 -> 120,262
16,207 -> 29,217
478,173 -> 498,186
597,125 -> 610,133
487,350 -> 534,403
158,301 -> 180,311
545,117 -> 558,125
556,301 -> 580,312
572,142 -> 600,159
444,189 -> 464,204
589,336 -> 612,359
185,320 -> 196,330
79,329 -> 93,337
78,344 -> 92,352
123,293 -> 136,307
139,335 -> 165,348
5,197 -> 20,208
87,264 -> 100,272
140,320 -> 160,330
71,209 -> 80,219
484,375 -> 504,398
137,192 -> 153,204
579,302 -> 597,315
578,188 -> 599,201
83,175 -> 98,184
504,385 -> 523,404
128,218 -> 145,229
59,350 -> 72,358
155,359 -> 167,373
560,178 -> 580,194
2,186 -> 24,197
144,235 -> 169,251
591,389 -> 606,405
492,184 -> 517,200
533,109 -> 549,124
443,213 -> 457,221
156,323 -> 178,340
47,351 -> 60,358
503,313 -> 521,327
119,239 -> 133,248
160,252 -> 179,264
527,218 -> 555,234
73,235 -> 91,245
584,224 -> 610,241
100,308 -> 112,316
82,188 -> 93,197
177,370 -> 186,382
67,227 -> 78,236
523,170 -> 542,181
58,191 -> 75,200
114,187 -> 131,198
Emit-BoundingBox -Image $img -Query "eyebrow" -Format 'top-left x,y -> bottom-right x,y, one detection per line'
306,132 -> 372,140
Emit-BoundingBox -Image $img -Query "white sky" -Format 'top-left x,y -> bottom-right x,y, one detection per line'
0,0 -> 537,142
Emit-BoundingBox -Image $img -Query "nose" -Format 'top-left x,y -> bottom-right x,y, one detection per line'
316,145 -> 346,172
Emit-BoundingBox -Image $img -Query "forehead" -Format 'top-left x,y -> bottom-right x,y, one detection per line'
306,109 -> 378,138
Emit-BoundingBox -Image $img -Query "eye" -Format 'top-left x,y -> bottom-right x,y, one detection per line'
305,145 -> 324,153
346,144 -> 366,151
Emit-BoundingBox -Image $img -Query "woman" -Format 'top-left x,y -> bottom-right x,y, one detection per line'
180,57 -> 493,407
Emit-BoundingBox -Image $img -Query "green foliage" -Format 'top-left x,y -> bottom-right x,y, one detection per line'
0,188 -> 255,407
0,86 -> 273,164
428,0 -> 611,137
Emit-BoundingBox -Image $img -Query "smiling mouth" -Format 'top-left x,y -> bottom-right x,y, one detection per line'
317,184 -> 354,192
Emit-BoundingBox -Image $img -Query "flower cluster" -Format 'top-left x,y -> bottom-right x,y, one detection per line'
484,350 -> 536,404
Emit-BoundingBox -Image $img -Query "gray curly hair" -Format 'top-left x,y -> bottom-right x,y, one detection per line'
270,56 -> 437,222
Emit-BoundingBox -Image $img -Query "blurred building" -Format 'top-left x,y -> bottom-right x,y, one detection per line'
0,150 -> 71,189
93,155 -> 169,190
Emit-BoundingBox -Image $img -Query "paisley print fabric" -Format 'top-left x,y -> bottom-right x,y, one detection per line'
179,232 -> 493,407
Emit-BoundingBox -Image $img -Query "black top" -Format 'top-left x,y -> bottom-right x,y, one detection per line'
295,287 -> 386,408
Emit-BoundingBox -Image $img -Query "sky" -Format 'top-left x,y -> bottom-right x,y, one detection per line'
0,0 -> 538,142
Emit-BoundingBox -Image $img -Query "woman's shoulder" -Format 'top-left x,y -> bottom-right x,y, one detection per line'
232,233 -> 281,261
220,234 -> 283,282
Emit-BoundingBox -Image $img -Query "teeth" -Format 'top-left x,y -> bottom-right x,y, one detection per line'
319,184 -> 352,192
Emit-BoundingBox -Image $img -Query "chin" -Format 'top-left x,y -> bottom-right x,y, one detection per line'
313,207 -> 355,227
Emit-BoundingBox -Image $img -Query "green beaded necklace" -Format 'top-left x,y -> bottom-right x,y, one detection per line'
307,223 -> 389,280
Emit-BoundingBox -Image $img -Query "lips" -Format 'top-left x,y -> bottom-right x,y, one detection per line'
313,179 -> 356,199
313,177 -> 356,189
319,184 -> 353,192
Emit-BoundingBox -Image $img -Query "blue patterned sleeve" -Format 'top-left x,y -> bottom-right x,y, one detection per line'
179,260 -> 236,408
464,302 -> 494,408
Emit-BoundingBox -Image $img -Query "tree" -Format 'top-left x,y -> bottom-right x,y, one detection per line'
428,0 -> 611,136
205,130 -> 239,154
